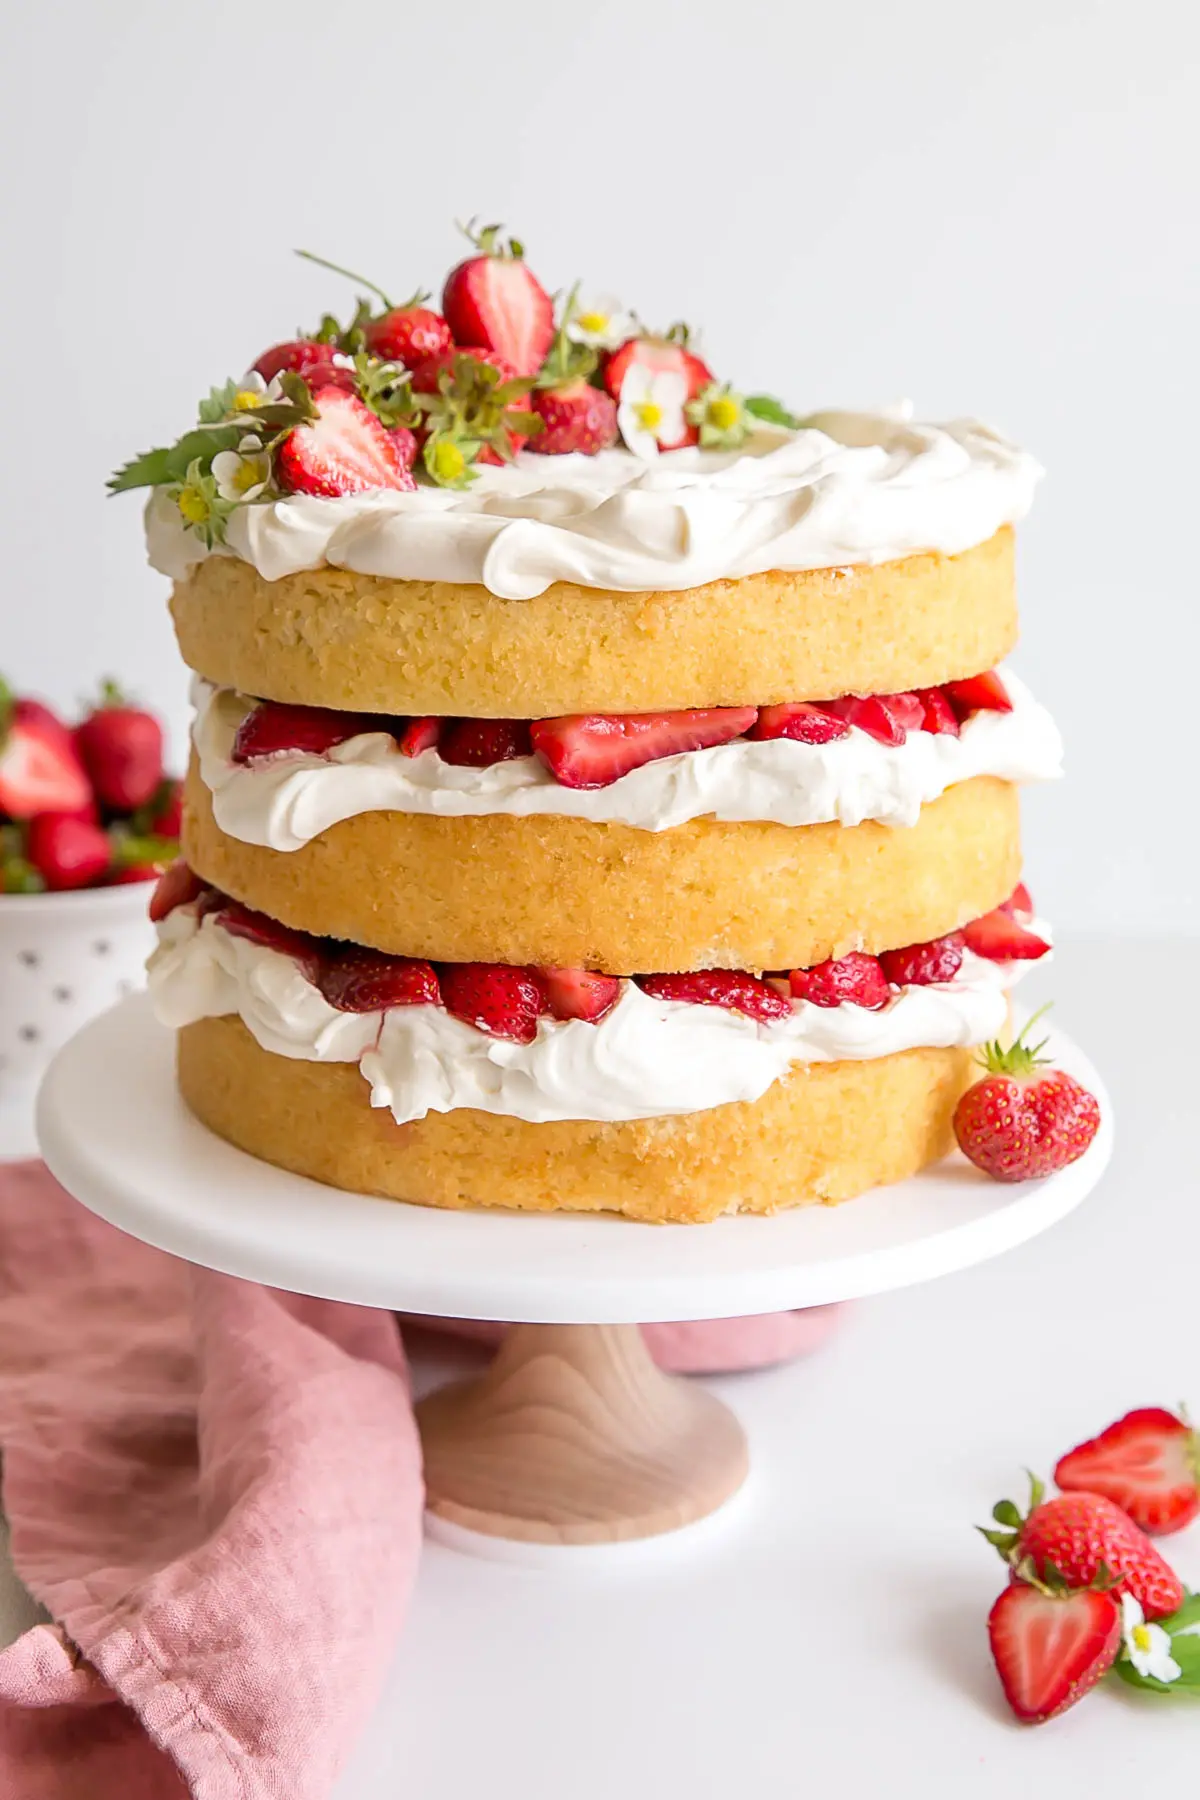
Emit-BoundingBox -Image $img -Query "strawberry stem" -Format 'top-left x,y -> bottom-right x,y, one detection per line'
294,249 -> 393,310
976,1003 -> 1054,1078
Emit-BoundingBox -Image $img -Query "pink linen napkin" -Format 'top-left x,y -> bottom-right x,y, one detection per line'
0,1159 -> 837,1800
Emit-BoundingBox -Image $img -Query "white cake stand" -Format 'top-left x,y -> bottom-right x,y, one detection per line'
36,995 -> 1112,1556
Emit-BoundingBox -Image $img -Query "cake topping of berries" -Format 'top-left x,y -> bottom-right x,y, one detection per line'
276,387 -> 418,498
442,221 -> 556,379
953,1009 -> 1101,1181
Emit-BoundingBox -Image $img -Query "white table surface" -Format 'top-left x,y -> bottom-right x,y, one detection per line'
2,935 -> 1198,1795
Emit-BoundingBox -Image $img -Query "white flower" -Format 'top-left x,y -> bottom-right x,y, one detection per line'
211,435 -> 271,503
617,365 -> 688,460
566,295 -> 636,351
1121,1592 -> 1183,1684
231,371 -> 286,411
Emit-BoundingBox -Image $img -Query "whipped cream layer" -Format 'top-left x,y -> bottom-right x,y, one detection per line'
147,410 -> 1042,601
149,906 -> 1045,1127
192,670 -> 1062,847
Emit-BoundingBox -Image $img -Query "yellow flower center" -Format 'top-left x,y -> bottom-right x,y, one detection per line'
709,395 -> 740,431
1133,1624 -> 1152,1653
233,389 -> 264,411
233,459 -> 264,495
634,400 -> 664,433
577,310 -> 609,334
431,439 -> 466,483
177,486 -> 211,524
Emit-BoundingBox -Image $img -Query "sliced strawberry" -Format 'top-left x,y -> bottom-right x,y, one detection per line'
818,693 -> 919,746
1002,881 -> 1035,921
149,858 -> 203,922
364,306 -> 453,368
789,953 -> 890,1010
439,962 -> 544,1044
602,337 -> 714,404
26,813 -> 111,890
442,225 -> 555,378
749,703 -> 850,745
276,386 -> 417,497
214,900 -> 321,979
529,380 -> 619,455
0,695 -> 91,818
251,339 -> 335,383
438,719 -> 532,768
532,966 -> 622,1024
1055,1407 -> 1200,1536
316,946 -> 440,1014
915,687 -> 960,736
531,707 -> 758,790
232,701 -> 381,763
987,1583 -> 1120,1725
945,670 -> 1012,719
963,908 -> 1051,961
637,970 -> 791,1024
398,717 -> 441,757
878,932 -> 966,987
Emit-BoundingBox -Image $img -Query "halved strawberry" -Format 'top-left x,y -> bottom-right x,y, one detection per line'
602,336 -> 713,404
749,703 -> 850,745
532,966 -> 622,1024
276,386 -> 417,497
26,813 -> 111,891
251,339 -> 335,383
1002,881 -> 1035,921
214,900 -> 321,978
945,670 -> 1012,719
987,1582 -> 1121,1725
789,953 -> 890,1010
364,306 -> 453,368
442,224 -> 555,379
0,691 -> 91,818
915,687 -> 960,736
1055,1407 -> 1200,1536
637,970 -> 791,1024
530,707 -> 758,790
529,380 -> 619,455
438,719 -> 532,768
963,908 -> 1051,962
878,932 -> 966,987
149,858 -> 203,922
439,962 -> 544,1044
316,946 -> 440,1014
233,701 -> 383,763
818,693 -> 921,746
398,717 -> 441,757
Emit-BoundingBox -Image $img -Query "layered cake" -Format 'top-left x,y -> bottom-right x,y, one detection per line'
115,226 -> 1061,1222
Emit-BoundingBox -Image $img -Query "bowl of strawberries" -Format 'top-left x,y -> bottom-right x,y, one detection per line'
0,677 -> 181,1103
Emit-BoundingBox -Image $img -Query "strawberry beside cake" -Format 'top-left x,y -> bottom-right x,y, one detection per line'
116,222 -> 1061,1221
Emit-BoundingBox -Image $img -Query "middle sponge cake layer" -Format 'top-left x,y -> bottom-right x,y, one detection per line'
183,765 -> 1020,973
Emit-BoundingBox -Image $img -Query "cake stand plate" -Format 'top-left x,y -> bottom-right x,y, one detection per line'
36,996 -> 1113,1552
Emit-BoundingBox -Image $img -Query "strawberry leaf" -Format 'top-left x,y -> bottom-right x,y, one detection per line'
745,394 -> 804,430
198,380 -> 241,424
1160,1592 -> 1200,1634
108,446 -> 176,492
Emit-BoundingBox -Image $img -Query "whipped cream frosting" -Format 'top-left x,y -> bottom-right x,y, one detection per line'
148,905 -> 1046,1127
146,409 -> 1042,601
191,669 -> 1062,847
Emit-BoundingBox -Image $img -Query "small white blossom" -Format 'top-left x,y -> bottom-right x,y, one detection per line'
231,371 -> 286,410
617,364 -> 688,460
211,435 -> 271,503
1121,1592 -> 1183,1684
566,295 -> 636,351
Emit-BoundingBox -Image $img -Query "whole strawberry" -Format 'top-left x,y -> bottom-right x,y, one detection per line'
981,1472 -> 1185,1619
530,380 -> 618,455
953,1011 -> 1100,1181
75,681 -> 164,811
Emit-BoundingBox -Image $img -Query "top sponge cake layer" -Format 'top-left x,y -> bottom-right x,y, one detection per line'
170,528 -> 1017,718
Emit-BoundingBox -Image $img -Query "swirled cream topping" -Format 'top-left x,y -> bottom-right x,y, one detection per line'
148,905 -> 1046,1127
191,668 -> 1062,846
146,410 -> 1041,601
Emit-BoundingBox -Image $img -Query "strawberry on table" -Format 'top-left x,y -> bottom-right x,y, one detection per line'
439,962 -> 544,1044
0,685 -> 90,818
438,719 -> 533,768
26,813 -> 112,891
232,701 -> 384,763
531,966 -> 622,1024
276,386 -> 417,497
317,947 -> 440,1013
953,1012 -> 1101,1181
878,932 -> 966,987
637,970 -> 791,1024
962,906 -> 1050,961
981,1472 -> 1184,1619
789,953 -> 890,1011
749,703 -> 850,745
530,707 -> 758,789
987,1580 -> 1121,1724
1055,1408 -> 1200,1536
442,223 -> 555,378
75,681 -> 165,811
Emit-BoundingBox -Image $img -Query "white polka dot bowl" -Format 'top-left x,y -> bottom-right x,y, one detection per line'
0,884 -> 156,1110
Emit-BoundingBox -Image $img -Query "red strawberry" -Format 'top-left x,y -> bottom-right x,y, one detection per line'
149,859 -> 203,922
963,907 -> 1050,961
276,386 -> 417,497
438,719 -> 532,768
983,1473 -> 1184,1619
987,1581 -> 1121,1725
411,345 -> 521,388
232,701 -> 380,763
251,339 -> 334,383
74,683 -> 164,812
915,687 -> 960,736
316,946 -> 439,1013
1055,1408 -> 1200,1537
529,380 -> 619,455
439,962 -> 544,1044
602,336 -> 714,404
530,707 -> 758,790
108,863 -> 164,885
294,359 -> 358,395
945,670 -> 1012,719
749,703 -> 850,745
953,1014 -> 1102,1182
364,306 -> 453,368
878,932 -> 966,987
398,717 -> 441,757
789,953 -> 890,1010
0,691 -> 90,818
410,348 -> 535,467
214,900 -> 321,979
26,813 -> 111,890
532,966 -> 622,1023
1002,881 -> 1035,921
149,777 -> 184,839
442,224 -> 555,379
818,693 -> 921,746
638,970 -> 791,1024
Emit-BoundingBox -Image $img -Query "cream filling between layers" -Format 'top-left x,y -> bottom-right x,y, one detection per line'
149,906 -> 1047,1127
191,669 -> 1061,847
146,410 -> 1041,601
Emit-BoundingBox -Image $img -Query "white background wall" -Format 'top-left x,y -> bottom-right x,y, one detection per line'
1,0 -> 1195,933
